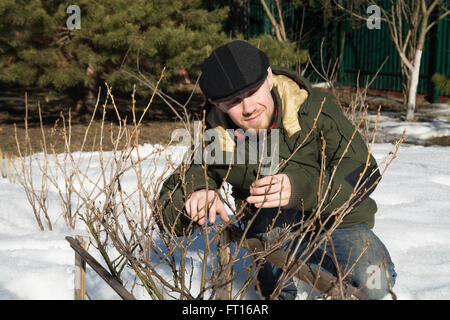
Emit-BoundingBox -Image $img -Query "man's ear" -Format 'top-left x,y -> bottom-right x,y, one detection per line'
267,67 -> 274,90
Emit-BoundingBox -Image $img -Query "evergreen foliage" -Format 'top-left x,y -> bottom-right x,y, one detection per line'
248,34 -> 307,67
432,74 -> 450,95
0,0 -> 230,107
0,0 -> 306,112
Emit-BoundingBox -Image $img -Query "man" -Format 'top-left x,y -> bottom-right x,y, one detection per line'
157,40 -> 396,299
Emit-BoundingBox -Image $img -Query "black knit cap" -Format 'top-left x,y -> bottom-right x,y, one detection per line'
199,40 -> 270,103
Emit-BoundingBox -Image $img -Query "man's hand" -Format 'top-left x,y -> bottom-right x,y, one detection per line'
185,190 -> 230,226
246,174 -> 291,208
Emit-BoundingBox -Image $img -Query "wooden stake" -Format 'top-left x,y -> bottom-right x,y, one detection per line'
66,236 -> 135,300
0,148 -> 4,178
74,235 -> 86,300
216,229 -> 232,300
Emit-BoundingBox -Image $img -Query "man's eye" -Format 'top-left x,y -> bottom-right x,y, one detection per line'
227,99 -> 241,107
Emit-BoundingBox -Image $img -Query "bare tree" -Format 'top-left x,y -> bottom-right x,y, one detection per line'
336,0 -> 450,121
308,36 -> 389,143
260,0 -> 288,42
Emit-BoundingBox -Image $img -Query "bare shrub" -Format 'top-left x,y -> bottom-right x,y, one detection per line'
0,148 -> 19,184
308,37 -> 388,143
14,69 -> 403,299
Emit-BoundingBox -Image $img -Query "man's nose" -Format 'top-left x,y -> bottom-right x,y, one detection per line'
242,97 -> 256,115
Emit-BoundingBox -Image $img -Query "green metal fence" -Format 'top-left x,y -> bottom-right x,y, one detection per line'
338,9 -> 449,101
246,1 -> 450,102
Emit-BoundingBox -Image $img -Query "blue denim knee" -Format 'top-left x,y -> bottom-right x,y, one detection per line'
248,210 -> 396,300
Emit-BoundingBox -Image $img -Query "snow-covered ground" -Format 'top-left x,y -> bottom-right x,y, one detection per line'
1,121 -> 450,300
367,112 -> 450,141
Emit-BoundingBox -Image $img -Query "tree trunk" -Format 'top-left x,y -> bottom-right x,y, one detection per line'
260,0 -> 286,41
406,49 -> 422,121
173,67 -> 191,85
75,64 -> 97,119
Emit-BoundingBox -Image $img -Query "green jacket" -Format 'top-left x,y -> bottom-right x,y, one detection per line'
157,66 -> 380,236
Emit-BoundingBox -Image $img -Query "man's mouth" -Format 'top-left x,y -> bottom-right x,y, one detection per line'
245,112 -> 262,123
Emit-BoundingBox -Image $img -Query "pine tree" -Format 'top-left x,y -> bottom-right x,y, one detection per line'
0,0 -> 230,113
248,34 -> 307,67
432,74 -> 450,96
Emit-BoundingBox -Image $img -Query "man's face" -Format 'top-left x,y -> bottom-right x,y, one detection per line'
211,67 -> 275,133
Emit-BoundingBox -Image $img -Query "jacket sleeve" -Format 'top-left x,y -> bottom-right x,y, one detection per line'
314,94 -> 381,215
277,127 -> 322,213
281,92 -> 381,217
156,159 -> 221,236
281,161 -> 320,212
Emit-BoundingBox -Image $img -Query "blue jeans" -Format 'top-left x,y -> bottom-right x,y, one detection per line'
247,209 -> 397,300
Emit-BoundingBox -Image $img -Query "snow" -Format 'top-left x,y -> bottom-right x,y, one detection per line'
376,117 -> 450,140
1,123 -> 450,300
369,144 -> 450,299
366,103 -> 450,141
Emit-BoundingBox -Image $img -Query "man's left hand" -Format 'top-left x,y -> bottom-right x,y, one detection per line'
246,174 -> 291,208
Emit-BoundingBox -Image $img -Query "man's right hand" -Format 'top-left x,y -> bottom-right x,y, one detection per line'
185,190 -> 230,226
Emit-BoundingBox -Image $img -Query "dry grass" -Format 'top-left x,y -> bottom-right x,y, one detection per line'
1,120 -> 186,156
428,135 -> 450,146
0,83 -> 205,157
